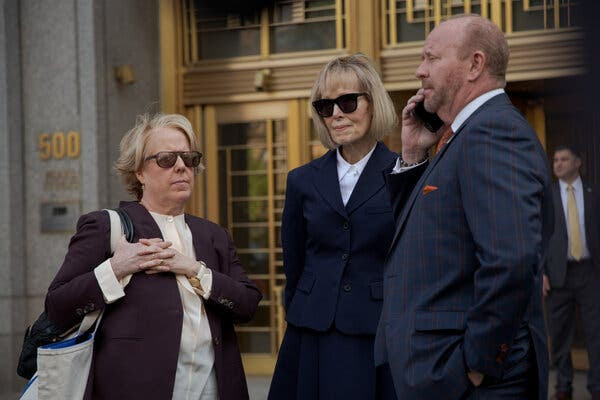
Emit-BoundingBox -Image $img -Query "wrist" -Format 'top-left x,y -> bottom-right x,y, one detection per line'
187,261 -> 207,291
188,260 -> 207,279
187,261 -> 201,278
401,150 -> 427,164
110,258 -> 124,280
398,153 -> 428,168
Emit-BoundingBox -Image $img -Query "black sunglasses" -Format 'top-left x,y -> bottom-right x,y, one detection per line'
144,151 -> 202,168
312,92 -> 369,117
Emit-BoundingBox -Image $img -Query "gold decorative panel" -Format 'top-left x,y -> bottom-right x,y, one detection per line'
383,0 -> 582,45
381,27 -> 585,91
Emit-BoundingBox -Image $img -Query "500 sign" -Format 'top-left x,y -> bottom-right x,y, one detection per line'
39,131 -> 80,160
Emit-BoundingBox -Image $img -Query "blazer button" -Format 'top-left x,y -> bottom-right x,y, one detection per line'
342,253 -> 349,261
213,337 -> 220,346
75,308 -> 84,316
342,221 -> 349,230
343,284 -> 352,292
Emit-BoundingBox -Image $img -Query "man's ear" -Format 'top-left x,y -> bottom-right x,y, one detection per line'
467,51 -> 486,81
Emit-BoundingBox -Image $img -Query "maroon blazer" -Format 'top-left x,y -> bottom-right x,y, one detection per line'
45,201 -> 262,400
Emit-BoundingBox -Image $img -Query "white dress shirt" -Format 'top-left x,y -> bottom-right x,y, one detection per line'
93,212 -> 218,400
559,176 -> 591,260
392,88 -> 505,174
337,144 -> 377,206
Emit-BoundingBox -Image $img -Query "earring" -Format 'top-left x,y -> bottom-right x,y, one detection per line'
141,183 -> 145,190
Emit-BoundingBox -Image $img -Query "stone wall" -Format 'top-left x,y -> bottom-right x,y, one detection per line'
0,0 -> 159,394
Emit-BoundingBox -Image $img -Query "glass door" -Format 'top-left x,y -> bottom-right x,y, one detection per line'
203,101 -> 303,374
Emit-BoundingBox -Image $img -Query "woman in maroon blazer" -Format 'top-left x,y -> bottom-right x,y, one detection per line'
44,113 -> 262,400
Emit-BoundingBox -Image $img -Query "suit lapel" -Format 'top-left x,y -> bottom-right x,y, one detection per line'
387,94 -> 512,252
583,182 -> 594,242
184,215 -> 223,349
553,184 -> 567,239
387,141 -> 450,252
119,201 -> 164,240
185,215 -> 213,262
312,150 -> 348,219
345,142 -> 396,215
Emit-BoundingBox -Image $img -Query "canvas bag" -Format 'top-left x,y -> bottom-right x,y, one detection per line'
20,209 -> 125,400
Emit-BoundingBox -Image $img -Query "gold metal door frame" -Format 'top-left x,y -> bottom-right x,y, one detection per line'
202,100 -> 305,375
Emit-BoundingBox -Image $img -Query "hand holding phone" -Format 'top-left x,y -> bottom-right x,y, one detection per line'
413,101 -> 444,133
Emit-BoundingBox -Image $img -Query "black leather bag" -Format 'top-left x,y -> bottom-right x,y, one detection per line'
16,208 -> 134,379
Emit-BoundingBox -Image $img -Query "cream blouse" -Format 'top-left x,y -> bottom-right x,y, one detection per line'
93,212 -> 218,400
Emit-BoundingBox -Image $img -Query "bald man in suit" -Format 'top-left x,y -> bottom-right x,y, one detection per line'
375,15 -> 553,400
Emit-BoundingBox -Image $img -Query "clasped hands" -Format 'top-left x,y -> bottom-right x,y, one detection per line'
110,237 -> 199,281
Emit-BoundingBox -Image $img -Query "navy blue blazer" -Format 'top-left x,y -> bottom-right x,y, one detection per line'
375,94 -> 554,400
282,141 -> 397,335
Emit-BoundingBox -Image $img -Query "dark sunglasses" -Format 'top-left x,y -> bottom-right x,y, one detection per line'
312,92 -> 369,117
144,151 -> 202,168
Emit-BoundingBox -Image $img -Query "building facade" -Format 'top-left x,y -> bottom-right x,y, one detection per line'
1,0 -> 598,394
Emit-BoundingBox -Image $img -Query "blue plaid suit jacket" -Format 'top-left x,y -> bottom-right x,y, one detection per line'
375,93 -> 554,399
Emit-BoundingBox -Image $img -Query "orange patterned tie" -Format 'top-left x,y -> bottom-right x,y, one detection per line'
435,126 -> 454,153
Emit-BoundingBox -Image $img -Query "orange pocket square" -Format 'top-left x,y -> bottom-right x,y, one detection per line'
422,185 -> 438,195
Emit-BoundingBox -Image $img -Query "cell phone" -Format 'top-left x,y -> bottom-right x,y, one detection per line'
413,101 -> 444,133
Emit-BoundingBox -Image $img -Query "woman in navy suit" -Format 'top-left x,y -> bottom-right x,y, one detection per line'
268,54 -> 398,400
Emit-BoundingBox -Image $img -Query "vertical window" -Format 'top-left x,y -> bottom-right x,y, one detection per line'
191,1 -> 261,59
185,0 -> 345,62
270,0 -> 342,54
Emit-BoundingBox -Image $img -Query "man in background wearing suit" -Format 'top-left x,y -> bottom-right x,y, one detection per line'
544,146 -> 600,400
374,14 -> 554,400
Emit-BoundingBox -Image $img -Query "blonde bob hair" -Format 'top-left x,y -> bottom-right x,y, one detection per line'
115,113 -> 202,200
310,53 -> 398,149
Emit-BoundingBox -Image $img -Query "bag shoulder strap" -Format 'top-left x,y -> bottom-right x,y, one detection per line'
115,208 -> 134,243
105,209 -> 122,254
77,208 -> 132,334
104,208 -> 135,253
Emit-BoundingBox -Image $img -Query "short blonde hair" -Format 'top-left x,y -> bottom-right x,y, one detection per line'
115,113 -> 202,200
310,53 -> 398,149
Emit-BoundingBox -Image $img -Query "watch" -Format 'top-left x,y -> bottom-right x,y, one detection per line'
188,261 -> 207,290
188,276 -> 201,290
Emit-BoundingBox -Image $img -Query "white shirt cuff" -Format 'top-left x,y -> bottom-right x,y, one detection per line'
93,259 -> 131,304
391,157 -> 428,174
194,263 -> 213,300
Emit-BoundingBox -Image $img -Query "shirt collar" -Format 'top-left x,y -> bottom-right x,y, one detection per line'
451,88 -> 505,133
148,210 -> 186,228
336,143 -> 377,182
559,176 -> 583,192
